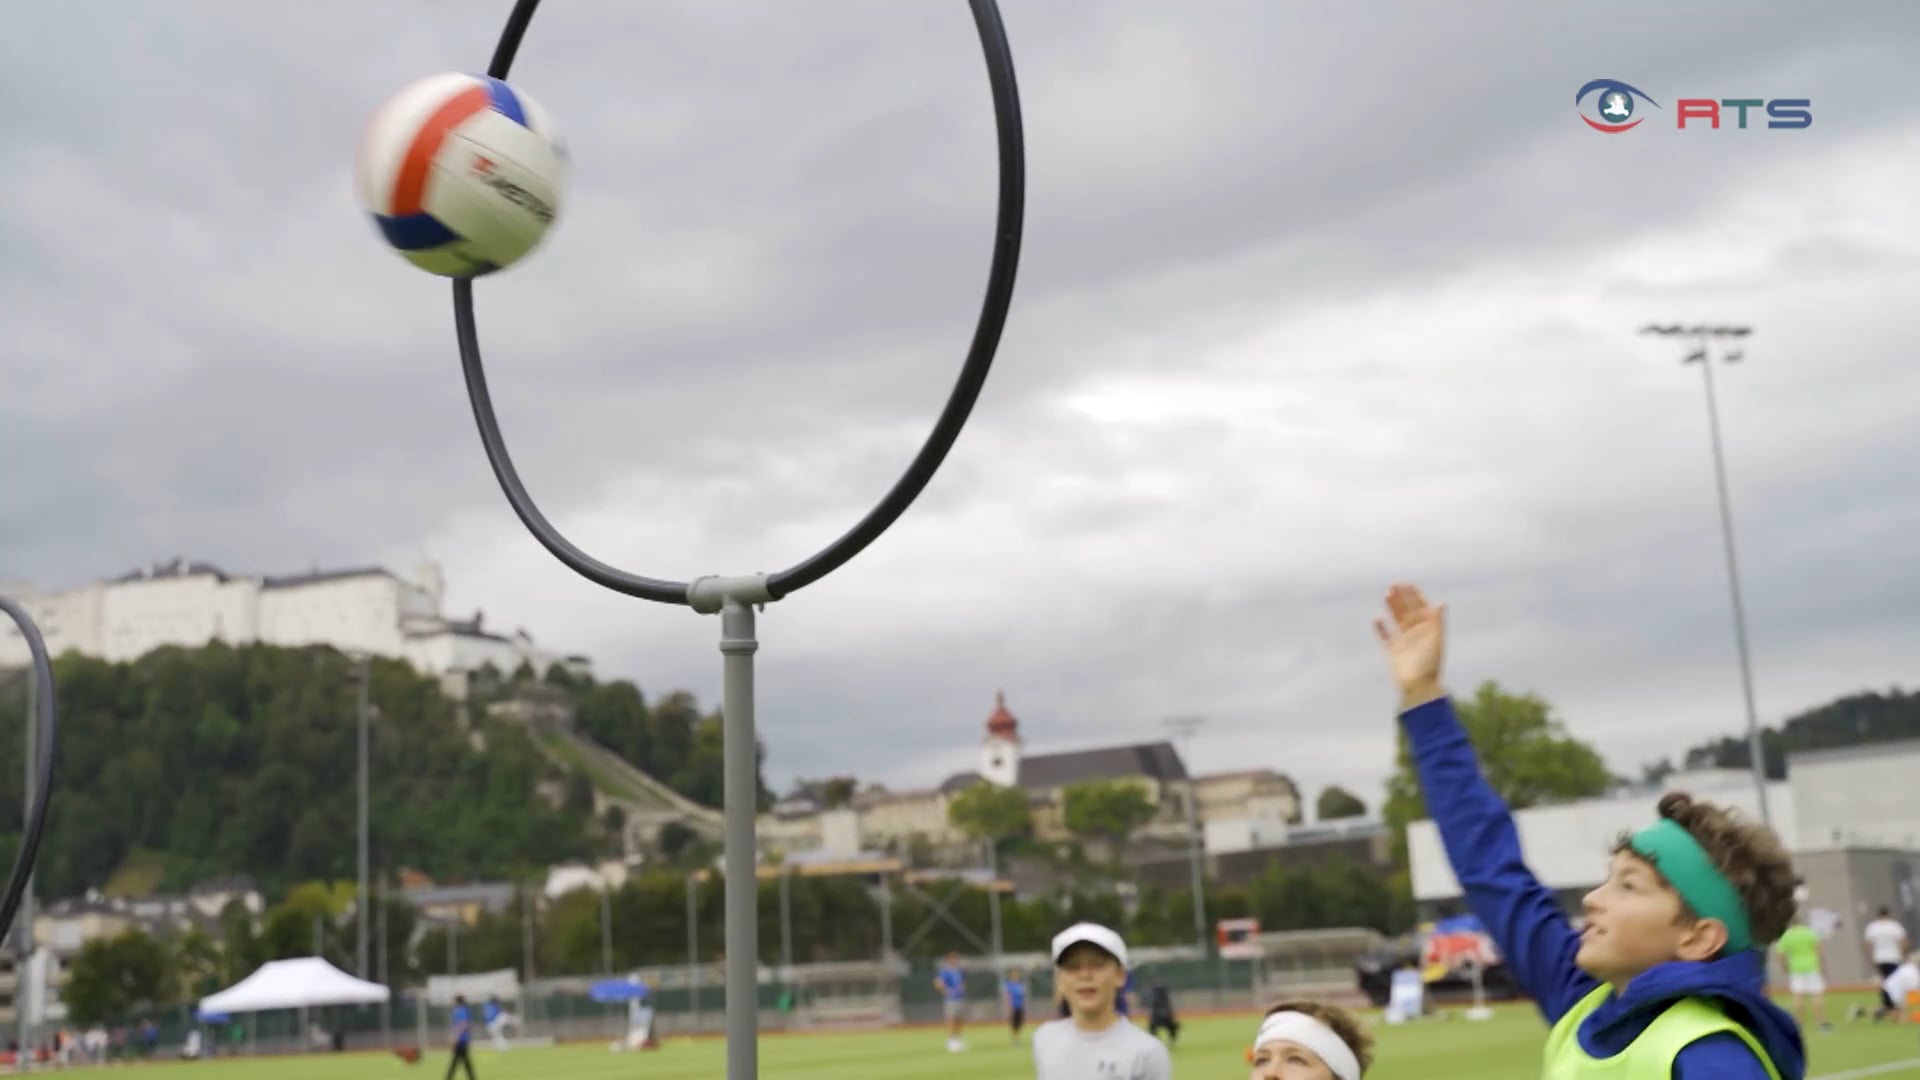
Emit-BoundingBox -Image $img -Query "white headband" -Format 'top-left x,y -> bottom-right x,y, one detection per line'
1252,1011 -> 1361,1080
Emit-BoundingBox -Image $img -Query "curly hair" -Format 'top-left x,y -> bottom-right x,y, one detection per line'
1613,791 -> 1798,947
1259,999 -> 1374,1074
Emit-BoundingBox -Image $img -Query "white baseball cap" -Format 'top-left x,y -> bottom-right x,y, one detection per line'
1051,922 -> 1129,969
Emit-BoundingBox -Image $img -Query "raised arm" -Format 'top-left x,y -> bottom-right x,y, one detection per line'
1376,584 -> 1598,1023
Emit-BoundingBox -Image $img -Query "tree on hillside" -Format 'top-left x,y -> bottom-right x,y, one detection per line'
947,782 -> 1033,852
1382,680 -> 1614,857
1062,779 -> 1158,850
1316,785 -> 1368,821
0,643 -> 609,899
1679,687 -> 1920,781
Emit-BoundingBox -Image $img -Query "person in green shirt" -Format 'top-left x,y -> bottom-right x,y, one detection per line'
1775,917 -> 1832,1033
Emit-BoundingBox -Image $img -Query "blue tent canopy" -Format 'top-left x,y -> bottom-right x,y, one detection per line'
589,977 -> 650,1003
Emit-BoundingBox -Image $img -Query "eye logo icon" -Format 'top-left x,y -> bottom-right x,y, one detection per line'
1576,78 -> 1660,133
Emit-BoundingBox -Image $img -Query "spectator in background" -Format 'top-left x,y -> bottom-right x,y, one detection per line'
1776,914 -> 1832,1033
934,951 -> 968,1053
1146,980 -> 1179,1045
1864,907 -> 1910,1021
1001,966 -> 1028,1043
445,994 -> 477,1080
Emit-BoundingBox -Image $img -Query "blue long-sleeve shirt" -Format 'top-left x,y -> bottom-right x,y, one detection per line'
1402,695 -> 1804,1079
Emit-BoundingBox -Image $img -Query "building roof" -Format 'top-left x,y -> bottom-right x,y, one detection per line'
940,771 -> 985,795
114,558 -> 235,584
402,883 -> 518,911
261,566 -> 394,590
1016,740 -> 1186,789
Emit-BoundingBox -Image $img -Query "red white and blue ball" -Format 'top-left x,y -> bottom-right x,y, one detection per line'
356,73 -> 569,277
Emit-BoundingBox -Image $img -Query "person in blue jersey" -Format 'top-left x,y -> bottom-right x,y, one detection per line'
445,994 -> 476,1080
934,951 -> 969,1052
1003,966 -> 1029,1043
482,995 -> 507,1052
1373,583 -> 1805,1079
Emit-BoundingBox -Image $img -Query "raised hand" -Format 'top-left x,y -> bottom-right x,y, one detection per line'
1373,583 -> 1447,706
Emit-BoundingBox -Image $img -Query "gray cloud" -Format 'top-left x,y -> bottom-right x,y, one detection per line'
4,2 -> 1918,813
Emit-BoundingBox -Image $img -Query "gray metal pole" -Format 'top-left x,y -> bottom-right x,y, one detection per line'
18,672 -> 36,1052
687,873 -> 701,1035
601,884 -> 614,974
683,868 -> 698,1030
449,918 -> 459,976
523,883 -> 536,985
1694,345 -> 1772,825
779,867 -> 793,990
378,883 -> 391,1046
986,842 -> 1003,970
1167,717 -> 1209,952
356,659 -> 371,980
719,598 -> 761,1079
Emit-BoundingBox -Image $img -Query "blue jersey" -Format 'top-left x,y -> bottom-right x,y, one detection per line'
451,1004 -> 471,1045
483,1002 -> 500,1024
937,965 -> 965,1001
1003,978 -> 1026,1009
1115,971 -> 1135,1015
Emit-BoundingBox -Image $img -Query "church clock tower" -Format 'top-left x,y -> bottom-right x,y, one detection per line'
982,691 -> 1022,787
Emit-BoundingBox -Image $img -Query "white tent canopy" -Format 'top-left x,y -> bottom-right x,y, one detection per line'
199,957 -> 390,1015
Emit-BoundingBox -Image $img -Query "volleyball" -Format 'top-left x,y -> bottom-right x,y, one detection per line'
356,72 -> 569,277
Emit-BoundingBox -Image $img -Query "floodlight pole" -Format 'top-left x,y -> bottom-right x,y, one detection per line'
354,656 -> 371,981
1639,324 -> 1770,827
1166,716 -> 1209,953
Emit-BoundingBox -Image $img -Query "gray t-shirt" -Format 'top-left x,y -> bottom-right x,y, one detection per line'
1032,1016 -> 1171,1080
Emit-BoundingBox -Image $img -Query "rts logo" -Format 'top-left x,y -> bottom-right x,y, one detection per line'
1576,78 -> 1658,132
1576,78 -> 1812,132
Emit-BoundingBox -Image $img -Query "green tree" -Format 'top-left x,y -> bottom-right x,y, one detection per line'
63,929 -> 174,1024
946,783 -> 1033,851
1382,680 -> 1614,859
815,777 -> 859,809
1061,779 -> 1158,850
1315,785 -> 1368,821
171,927 -> 223,1002
0,643 -> 623,899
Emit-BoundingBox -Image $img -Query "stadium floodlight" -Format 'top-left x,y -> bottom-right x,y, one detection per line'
447,3 -> 1026,1077
1638,324 -> 1770,826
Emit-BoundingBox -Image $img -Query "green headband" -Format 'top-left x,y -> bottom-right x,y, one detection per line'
1628,818 -> 1753,954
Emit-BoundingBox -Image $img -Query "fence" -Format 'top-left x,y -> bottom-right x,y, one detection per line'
82,927 -> 1387,1059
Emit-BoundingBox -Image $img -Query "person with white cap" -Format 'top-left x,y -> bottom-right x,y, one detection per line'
1032,922 -> 1171,1080
1247,1000 -> 1373,1080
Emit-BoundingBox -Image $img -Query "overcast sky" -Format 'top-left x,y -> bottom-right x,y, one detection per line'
5,2 -> 1918,814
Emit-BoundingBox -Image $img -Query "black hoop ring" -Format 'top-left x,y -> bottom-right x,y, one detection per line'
453,0 -> 1026,605
0,597 -> 58,944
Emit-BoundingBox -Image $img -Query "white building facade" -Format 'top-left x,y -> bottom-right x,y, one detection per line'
1407,768 -> 1795,905
0,558 -> 590,689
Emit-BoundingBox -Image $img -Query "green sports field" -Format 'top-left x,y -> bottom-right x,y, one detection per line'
48,996 -> 1920,1078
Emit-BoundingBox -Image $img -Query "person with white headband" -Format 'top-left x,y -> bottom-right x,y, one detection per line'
1248,1000 -> 1373,1080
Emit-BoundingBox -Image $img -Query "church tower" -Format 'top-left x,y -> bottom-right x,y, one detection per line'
982,690 -> 1022,787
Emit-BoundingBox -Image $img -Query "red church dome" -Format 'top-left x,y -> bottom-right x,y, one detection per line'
986,691 -> 1019,739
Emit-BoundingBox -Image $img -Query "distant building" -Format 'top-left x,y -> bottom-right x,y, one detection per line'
759,692 -> 1302,861
2,876 -> 268,1026
0,557 -> 590,696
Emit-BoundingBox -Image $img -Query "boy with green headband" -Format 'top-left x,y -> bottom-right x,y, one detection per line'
1374,584 -> 1805,1078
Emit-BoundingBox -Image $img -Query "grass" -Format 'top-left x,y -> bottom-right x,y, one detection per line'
53,994 -> 1920,1079
530,728 -> 671,809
